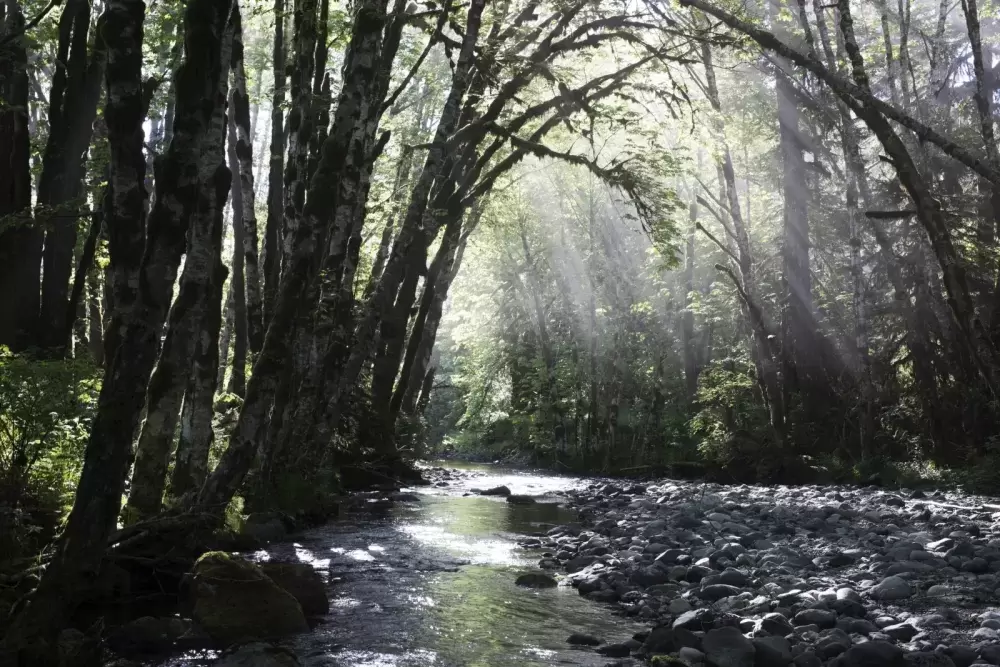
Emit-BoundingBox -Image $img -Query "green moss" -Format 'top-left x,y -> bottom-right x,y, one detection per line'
189,552 -> 308,644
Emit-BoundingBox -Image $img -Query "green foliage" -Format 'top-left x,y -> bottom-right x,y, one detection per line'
690,355 -> 764,462
0,348 -> 101,511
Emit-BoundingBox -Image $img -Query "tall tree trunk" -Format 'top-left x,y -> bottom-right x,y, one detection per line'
777,73 -> 813,381
195,0 -> 401,511
0,0 -> 150,658
280,0 -> 317,266
961,0 -> 1000,322
227,96 -> 248,397
0,0 -> 34,352
229,3 -> 265,356
124,8 -> 234,522
702,40 -> 785,446
37,0 -> 105,354
313,0 -> 487,447
392,207 -> 474,419
682,192 -> 698,400
396,208 -> 477,417
65,203 -> 103,352
87,264 -> 105,365
170,238 -> 228,499
217,282 -> 234,387
262,0 -> 286,324
416,350 -> 438,414
835,0 -> 1000,395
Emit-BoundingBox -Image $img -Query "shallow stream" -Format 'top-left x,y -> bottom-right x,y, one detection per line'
163,462 -> 642,667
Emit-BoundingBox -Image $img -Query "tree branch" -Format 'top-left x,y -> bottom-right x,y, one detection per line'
679,0 -> 1000,184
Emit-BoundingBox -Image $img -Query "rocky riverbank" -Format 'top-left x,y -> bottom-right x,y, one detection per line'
513,478 -> 1000,667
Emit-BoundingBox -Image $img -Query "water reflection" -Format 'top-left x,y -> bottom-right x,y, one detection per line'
154,464 -> 641,667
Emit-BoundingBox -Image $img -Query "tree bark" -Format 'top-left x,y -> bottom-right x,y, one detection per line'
701,39 -> 785,446
0,0 -> 34,352
195,0 -> 401,511
64,202 -> 103,352
315,0 -> 487,444
217,282 -> 234,388
229,2 -> 264,356
392,206 -> 476,419
227,95 -> 248,397
124,8 -> 233,522
262,0 -> 286,324
170,238 -> 228,499
0,0 -> 148,658
961,0 -> 1000,319
87,263 -> 105,365
280,0 -> 317,266
37,0 -> 106,354
836,0 -> 1000,395
396,205 -> 478,417
682,192 -> 698,400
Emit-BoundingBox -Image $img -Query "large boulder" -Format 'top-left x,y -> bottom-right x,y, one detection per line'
258,562 -> 329,616
214,642 -> 301,667
703,626 -> 755,667
187,552 -> 308,645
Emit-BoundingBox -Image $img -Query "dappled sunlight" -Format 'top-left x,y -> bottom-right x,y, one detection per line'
293,544 -> 330,569
346,548 -> 378,562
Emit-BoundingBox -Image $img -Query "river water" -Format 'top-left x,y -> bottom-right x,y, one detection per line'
164,462 -> 643,667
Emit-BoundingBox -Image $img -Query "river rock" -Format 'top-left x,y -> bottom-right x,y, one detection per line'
883,622 -> 918,641
902,653 -> 955,667
259,562 -> 329,616
187,552 -> 308,645
214,642 -> 301,667
701,584 -> 744,601
871,576 -> 913,601
680,647 -> 708,664
479,485 -> 511,496
831,641 -> 903,667
703,626 -> 755,667
507,495 -> 536,505
515,572 -> 558,588
642,627 -> 679,654
757,612 -> 794,636
568,632 -> 602,646
793,609 -> 837,629
943,646 -> 977,667
753,636 -> 792,667
597,642 -> 633,657
675,609 -> 715,631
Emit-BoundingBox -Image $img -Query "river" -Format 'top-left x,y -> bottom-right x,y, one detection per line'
161,462 -> 643,667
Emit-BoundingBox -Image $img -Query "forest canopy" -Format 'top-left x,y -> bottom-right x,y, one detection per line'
3,0 -> 1000,660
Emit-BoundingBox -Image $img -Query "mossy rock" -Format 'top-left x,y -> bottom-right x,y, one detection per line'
187,552 -> 307,645
259,562 -> 329,616
649,656 -> 687,667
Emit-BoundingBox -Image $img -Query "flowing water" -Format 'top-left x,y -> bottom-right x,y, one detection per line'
162,462 -> 643,667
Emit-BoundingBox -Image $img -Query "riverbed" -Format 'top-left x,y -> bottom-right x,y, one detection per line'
161,462 -> 643,666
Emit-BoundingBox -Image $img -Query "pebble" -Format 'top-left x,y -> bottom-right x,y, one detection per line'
504,475 -> 1000,666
